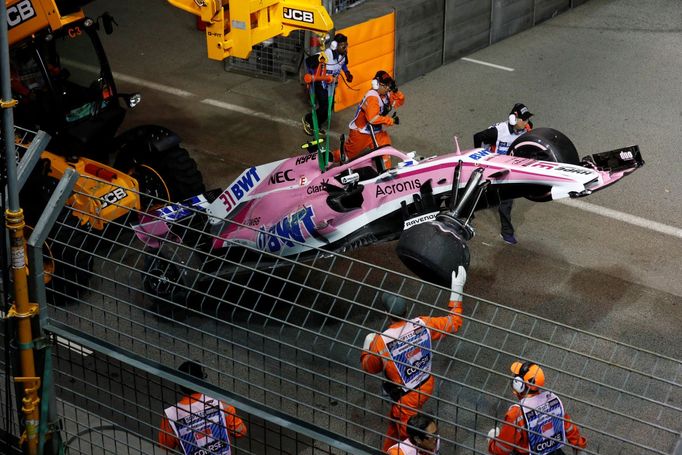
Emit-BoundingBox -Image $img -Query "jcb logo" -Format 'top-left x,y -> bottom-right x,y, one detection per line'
100,188 -> 128,209
7,0 -> 36,30
283,7 -> 314,24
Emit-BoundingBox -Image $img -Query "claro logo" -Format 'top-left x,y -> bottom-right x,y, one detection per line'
7,0 -> 36,30
283,7 -> 314,23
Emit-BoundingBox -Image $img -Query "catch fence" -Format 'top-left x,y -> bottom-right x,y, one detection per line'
1,166 -> 677,454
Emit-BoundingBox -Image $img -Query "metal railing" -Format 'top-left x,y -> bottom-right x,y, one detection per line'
12,173 -> 680,454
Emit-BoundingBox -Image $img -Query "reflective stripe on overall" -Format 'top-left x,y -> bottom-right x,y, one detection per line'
349,89 -> 388,134
164,395 -> 232,455
518,391 -> 566,455
380,318 -> 432,390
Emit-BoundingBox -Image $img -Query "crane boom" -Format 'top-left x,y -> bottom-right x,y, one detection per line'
167,0 -> 334,60
6,0 -> 92,46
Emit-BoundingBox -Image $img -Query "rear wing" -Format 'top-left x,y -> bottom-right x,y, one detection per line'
581,145 -> 644,173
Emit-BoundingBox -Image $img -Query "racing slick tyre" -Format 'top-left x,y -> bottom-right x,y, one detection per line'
396,216 -> 470,288
509,127 -> 580,164
141,248 -> 192,320
509,128 -> 580,202
46,210 -> 95,305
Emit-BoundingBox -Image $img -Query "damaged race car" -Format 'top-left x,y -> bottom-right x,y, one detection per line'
133,128 -> 643,306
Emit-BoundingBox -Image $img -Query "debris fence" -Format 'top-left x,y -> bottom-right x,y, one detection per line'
1,169 -> 678,454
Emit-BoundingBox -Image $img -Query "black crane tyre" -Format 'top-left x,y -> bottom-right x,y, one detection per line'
509,128 -> 580,165
132,164 -> 172,211
115,146 -> 205,203
47,211 -> 94,305
396,220 -> 470,288
144,146 -> 205,201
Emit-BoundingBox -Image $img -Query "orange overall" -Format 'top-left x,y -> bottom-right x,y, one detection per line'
334,88 -> 405,164
488,403 -> 586,454
361,300 -> 462,452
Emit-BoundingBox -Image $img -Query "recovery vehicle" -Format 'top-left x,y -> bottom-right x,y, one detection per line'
5,0 -> 334,301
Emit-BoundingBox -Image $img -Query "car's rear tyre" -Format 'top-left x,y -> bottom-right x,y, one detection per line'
47,211 -> 94,305
396,216 -> 470,288
509,128 -> 580,201
142,250 -> 189,319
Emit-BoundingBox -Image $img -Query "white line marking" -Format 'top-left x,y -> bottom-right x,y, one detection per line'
201,99 -> 301,128
200,98 -> 341,139
558,199 -> 682,239
61,59 -> 195,97
112,71 -> 195,97
54,66 -> 682,240
461,57 -> 515,72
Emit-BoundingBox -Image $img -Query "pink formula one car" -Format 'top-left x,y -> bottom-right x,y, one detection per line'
135,128 -> 643,303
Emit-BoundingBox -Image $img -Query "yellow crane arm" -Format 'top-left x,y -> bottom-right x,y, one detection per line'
6,0 -> 86,46
166,0 -> 334,60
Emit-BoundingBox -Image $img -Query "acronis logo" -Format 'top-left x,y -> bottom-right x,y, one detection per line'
257,206 -> 318,253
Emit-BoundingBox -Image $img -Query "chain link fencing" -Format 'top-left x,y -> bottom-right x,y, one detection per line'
0,161 -> 676,454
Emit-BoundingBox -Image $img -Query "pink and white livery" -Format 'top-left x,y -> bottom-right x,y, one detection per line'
134,128 -> 643,300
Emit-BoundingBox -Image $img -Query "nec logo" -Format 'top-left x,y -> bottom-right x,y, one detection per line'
7,0 -> 36,30
269,169 -> 294,184
283,7 -> 314,23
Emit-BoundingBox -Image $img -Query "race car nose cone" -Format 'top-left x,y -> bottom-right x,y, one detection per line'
396,217 -> 470,288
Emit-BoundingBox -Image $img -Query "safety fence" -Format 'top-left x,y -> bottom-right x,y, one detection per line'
1,163 -> 678,454
223,0 -> 367,80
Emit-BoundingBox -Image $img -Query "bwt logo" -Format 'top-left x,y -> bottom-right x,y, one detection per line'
7,0 -> 36,29
469,149 -> 493,160
257,206 -> 317,253
218,167 -> 261,210
283,7 -> 314,23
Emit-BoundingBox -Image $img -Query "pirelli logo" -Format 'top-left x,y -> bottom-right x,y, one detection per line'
283,7 -> 314,24
7,0 -> 37,30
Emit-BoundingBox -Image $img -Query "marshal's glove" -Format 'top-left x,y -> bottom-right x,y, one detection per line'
345,71 -> 353,83
449,265 -> 467,304
391,112 -> 400,125
486,427 -> 500,441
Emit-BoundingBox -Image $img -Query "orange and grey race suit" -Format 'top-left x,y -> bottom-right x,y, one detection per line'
159,393 -> 247,454
361,300 -> 462,452
488,391 -> 586,455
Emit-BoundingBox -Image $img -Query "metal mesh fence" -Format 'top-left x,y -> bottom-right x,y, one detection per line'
19,172 -> 681,454
51,339 -> 357,455
224,31 -> 306,81
223,0 -> 367,80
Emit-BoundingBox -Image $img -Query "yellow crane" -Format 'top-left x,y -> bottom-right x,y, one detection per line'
168,0 -> 334,60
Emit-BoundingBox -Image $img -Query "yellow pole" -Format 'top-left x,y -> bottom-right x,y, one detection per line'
6,208 -> 40,455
